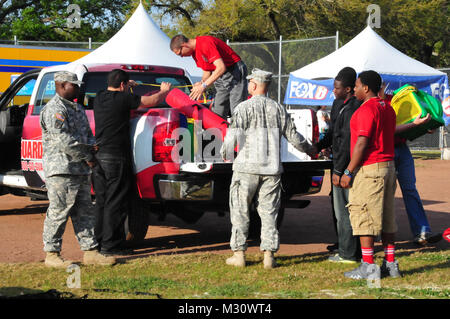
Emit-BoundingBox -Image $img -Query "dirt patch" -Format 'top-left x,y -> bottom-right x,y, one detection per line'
0,159 -> 449,263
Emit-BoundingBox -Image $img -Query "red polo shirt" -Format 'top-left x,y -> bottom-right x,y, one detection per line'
350,97 -> 396,166
193,36 -> 241,72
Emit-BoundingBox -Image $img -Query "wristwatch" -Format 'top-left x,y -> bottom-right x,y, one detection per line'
201,82 -> 208,89
343,169 -> 353,178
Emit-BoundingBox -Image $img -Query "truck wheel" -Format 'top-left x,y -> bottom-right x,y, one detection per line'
125,197 -> 149,243
248,206 -> 285,240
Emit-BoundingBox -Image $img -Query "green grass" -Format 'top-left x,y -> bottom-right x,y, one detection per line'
0,248 -> 449,299
411,150 -> 441,160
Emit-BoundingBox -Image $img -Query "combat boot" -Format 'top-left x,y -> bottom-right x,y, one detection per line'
226,251 -> 246,267
83,249 -> 116,266
45,252 -> 74,268
263,251 -> 276,269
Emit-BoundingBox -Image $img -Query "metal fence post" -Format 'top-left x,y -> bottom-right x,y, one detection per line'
278,35 -> 282,103
88,37 -> 92,49
14,36 -> 17,45
335,31 -> 339,50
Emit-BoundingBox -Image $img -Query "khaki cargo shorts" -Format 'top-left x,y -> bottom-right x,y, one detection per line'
347,161 -> 397,236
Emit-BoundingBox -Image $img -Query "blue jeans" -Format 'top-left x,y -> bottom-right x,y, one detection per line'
394,143 -> 431,237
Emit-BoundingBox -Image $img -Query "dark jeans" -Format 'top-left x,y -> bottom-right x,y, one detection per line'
333,185 -> 361,261
329,175 -> 337,239
92,152 -> 133,251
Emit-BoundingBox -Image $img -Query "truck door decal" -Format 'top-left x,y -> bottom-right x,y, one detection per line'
21,139 -> 43,172
21,138 -> 45,189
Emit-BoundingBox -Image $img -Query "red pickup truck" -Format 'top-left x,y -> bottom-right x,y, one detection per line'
0,63 -> 332,242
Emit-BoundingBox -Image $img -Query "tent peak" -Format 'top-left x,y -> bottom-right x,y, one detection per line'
290,26 -> 444,79
69,2 -> 202,81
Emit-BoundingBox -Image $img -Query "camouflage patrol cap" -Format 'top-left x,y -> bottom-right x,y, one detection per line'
54,71 -> 83,85
246,68 -> 273,83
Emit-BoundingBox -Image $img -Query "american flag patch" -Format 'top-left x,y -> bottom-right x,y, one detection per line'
55,113 -> 65,122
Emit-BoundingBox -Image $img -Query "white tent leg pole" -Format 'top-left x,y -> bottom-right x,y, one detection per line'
278,35 -> 282,104
335,31 -> 339,50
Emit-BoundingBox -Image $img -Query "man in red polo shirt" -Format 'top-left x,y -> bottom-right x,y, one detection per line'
340,70 -> 399,281
170,34 -> 248,118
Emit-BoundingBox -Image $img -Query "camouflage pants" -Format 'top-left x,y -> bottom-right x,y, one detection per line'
229,171 -> 281,252
43,175 -> 98,252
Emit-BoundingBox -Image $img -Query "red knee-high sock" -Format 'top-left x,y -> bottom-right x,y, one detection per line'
384,244 -> 395,263
361,247 -> 374,264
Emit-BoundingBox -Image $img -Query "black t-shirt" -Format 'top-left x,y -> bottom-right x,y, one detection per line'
93,90 -> 141,155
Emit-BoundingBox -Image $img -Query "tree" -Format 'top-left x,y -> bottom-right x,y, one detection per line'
306,0 -> 449,67
160,0 -> 448,68
3,0 -> 446,67
0,0 -> 135,43
144,0 -> 204,29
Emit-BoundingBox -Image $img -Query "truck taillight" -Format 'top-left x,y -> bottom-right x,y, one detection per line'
121,64 -> 152,71
152,122 -> 179,162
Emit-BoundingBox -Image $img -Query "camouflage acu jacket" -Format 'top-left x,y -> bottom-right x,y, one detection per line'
220,95 -> 312,175
40,94 -> 95,178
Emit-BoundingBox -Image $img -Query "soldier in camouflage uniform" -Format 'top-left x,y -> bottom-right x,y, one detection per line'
40,71 -> 116,267
221,68 -> 315,269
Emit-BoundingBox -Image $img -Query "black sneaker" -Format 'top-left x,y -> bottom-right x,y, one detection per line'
413,232 -> 442,246
326,243 -> 339,253
381,259 -> 402,278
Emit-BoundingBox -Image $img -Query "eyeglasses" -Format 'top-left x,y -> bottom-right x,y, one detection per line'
175,47 -> 183,56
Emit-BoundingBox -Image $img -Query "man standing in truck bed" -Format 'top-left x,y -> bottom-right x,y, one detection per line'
221,68 -> 315,269
170,34 -> 248,118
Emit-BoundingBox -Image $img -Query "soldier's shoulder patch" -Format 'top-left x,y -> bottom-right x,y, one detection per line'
55,113 -> 65,122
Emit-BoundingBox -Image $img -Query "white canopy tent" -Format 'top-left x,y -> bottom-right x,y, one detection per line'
71,3 -> 202,82
291,26 -> 445,79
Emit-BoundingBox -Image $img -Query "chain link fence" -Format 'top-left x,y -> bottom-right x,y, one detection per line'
229,37 -> 449,153
438,68 -> 450,156
228,35 -> 338,103
2,36 -> 448,152
408,68 -> 449,154
2,34 -> 338,102
0,38 -> 103,49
